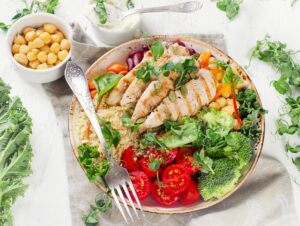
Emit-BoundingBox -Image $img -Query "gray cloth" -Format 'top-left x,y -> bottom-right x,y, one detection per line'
43,24 -> 299,226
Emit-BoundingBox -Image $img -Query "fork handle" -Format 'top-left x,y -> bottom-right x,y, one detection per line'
123,1 -> 201,18
65,62 -> 111,160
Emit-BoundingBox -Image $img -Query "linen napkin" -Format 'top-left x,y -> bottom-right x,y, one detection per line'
43,24 -> 299,226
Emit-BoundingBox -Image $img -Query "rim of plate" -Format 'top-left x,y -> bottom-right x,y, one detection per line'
68,35 -> 265,214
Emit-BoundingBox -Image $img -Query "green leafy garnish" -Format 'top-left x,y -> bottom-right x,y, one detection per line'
174,58 -> 198,89
78,143 -> 109,182
95,0 -> 107,24
140,132 -> 166,150
285,144 -> 300,154
151,41 -> 164,61
222,66 -> 241,87
93,73 -> 122,102
149,154 -> 162,171
293,158 -> 300,171
0,79 -> 33,225
136,62 -> 159,83
101,122 -> 120,148
83,196 -> 112,226
121,112 -> 141,131
161,62 -> 175,77
0,0 -> 59,31
127,0 -> 134,9
194,149 -> 214,174
216,0 -> 241,20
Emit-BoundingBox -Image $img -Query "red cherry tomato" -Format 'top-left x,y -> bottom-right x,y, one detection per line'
179,180 -> 201,205
162,164 -> 191,194
176,147 -> 200,175
152,180 -> 180,206
120,147 -> 141,172
160,148 -> 178,167
129,171 -> 152,201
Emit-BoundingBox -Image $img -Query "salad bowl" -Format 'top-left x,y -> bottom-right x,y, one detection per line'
68,35 -> 265,214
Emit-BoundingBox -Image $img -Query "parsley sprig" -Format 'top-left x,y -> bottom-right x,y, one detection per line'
0,0 -> 59,31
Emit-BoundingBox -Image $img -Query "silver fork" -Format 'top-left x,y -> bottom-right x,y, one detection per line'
119,0 -> 203,20
65,62 -> 144,224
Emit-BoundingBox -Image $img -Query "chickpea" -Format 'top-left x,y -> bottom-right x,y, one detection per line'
57,50 -> 68,61
19,45 -> 30,54
27,50 -> 38,61
216,71 -> 224,82
60,39 -> 70,51
209,102 -> 221,110
216,97 -> 227,108
14,34 -> 26,45
25,31 -> 37,42
36,29 -> 43,36
233,119 -> 240,130
47,52 -> 57,65
29,60 -> 40,69
208,64 -> 217,70
22,27 -> 35,35
14,53 -> 28,65
55,60 -> 62,65
227,98 -> 233,106
55,31 -> 64,39
28,41 -> 35,50
51,34 -> 62,43
33,37 -> 44,48
50,42 -> 60,53
12,44 -> 20,54
222,105 -> 234,115
37,63 -> 49,70
40,45 -> 50,54
37,51 -> 47,63
40,32 -> 52,44
43,23 -> 57,34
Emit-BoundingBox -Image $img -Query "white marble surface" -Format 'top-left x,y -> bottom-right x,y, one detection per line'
0,0 -> 300,225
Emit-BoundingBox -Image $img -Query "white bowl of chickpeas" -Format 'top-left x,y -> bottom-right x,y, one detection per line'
6,13 -> 72,83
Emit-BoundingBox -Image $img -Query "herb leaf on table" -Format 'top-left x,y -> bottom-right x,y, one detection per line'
216,0 -> 242,20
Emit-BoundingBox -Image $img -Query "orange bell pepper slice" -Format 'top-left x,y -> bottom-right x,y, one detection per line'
107,64 -> 128,74
90,90 -> 97,99
213,84 -> 232,100
198,50 -> 211,68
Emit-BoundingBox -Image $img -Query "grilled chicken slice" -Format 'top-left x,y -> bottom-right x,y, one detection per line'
139,69 -> 216,132
106,51 -> 152,106
120,44 -> 190,107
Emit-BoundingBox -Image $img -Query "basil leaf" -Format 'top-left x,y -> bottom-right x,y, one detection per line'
151,41 -> 164,61
101,122 -> 120,148
93,73 -> 122,101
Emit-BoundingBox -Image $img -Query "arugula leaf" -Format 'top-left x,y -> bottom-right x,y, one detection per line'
194,149 -> 215,174
94,0 -> 107,24
101,122 -> 120,148
78,143 -> 109,181
0,79 -> 33,225
216,0 -> 241,20
83,195 -> 112,226
151,41 -> 164,61
93,73 -> 122,102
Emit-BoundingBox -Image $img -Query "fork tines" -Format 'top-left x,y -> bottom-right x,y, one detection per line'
111,181 -> 144,224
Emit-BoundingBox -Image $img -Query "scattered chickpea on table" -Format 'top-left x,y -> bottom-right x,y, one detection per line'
12,23 -> 70,70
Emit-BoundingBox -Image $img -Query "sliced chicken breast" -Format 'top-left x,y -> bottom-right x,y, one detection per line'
139,69 -> 216,132
106,52 -> 152,106
120,44 -> 191,107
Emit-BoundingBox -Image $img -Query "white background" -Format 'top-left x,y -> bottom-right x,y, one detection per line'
0,0 -> 300,225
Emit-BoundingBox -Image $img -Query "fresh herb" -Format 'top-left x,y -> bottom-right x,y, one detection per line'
161,62 -> 175,77
216,0 -> 242,20
95,0 -> 107,24
194,149 -> 214,174
127,0 -> 135,9
136,62 -> 159,83
151,41 -> 164,61
250,36 -> 300,171
83,196 -> 112,226
93,73 -> 122,102
174,58 -> 198,89
293,158 -> 300,171
101,122 -> 120,148
140,132 -> 166,150
222,67 -> 241,86
78,143 -> 109,182
285,144 -> 300,154
0,79 -> 33,225
121,112 -> 141,131
149,154 -> 162,171
0,0 -> 59,31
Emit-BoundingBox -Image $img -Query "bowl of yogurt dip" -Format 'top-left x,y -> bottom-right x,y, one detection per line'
86,0 -> 142,45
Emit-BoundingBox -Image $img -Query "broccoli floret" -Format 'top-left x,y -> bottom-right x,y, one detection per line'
199,158 -> 241,201
226,132 -> 253,171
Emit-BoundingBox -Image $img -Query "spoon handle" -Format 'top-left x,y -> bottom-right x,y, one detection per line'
65,61 -> 111,160
123,1 -> 203,18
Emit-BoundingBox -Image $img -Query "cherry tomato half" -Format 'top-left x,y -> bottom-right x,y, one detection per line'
179,180 -> 201,205
162,164 -> 191,194
152,180 -> 180,206
121,147 -> 141,172
176,147 -> 200,175
129,171 -> 151,201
